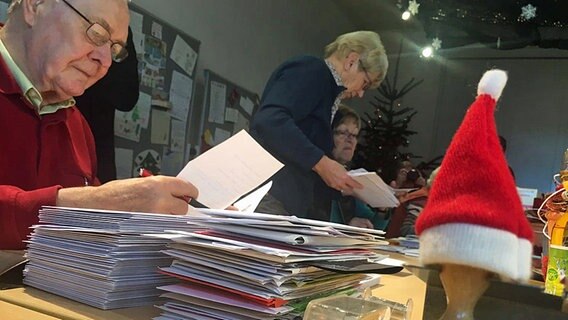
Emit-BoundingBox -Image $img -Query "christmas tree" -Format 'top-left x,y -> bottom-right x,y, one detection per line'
355,43 -> 423,183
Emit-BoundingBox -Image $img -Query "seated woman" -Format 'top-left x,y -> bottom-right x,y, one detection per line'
399,166 -> 440,236
308,105 -> 384,229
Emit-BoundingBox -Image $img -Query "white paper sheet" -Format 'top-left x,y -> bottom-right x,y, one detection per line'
23,207 -> 195,309
193,223 -> 385,247
170,232 -> 379,263
224,108 -> 239,123
195,208 -> 386,237
233,181 -> 272,213
177,130 -> 283,209
169,71 -> 193,121
517,187 -> 538,208
113,92 -> 150,141
151,22 -> 163,39
239,96 -> 255,116
348,169 -> 400,208
208,81 -> 226,125
114,110 -> 141,142
170,119 -> 186,153
159,293 -> 282,320
170,35 -> 197,76
151,109 -> 171,145
132,30 -> 145,56
129,10 -> 144,33
158,284 -> 292,315
136,92 -> 152,129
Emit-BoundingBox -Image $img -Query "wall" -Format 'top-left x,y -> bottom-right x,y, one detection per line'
133,0 -> 357,96
354,29 -> 568,193
132,0 -> 568,193
132,0 -> 357,146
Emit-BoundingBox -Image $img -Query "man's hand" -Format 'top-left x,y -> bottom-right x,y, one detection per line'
348,217 -> 374,229
56,176 -> 199,215
313,156 -> 363,193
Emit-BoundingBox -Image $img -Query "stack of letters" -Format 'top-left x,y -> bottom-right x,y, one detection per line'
155,209 -> 393,319
23,206 -> 199,309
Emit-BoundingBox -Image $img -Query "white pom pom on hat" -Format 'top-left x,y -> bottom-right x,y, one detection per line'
477,69 -> 508,100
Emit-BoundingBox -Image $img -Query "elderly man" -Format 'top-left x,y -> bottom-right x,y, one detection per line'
251,31 -> 388,216
0,0 -> 198,250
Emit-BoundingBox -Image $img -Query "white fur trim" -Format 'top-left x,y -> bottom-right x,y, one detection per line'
419,223 -> 531,282
517,239 -> 533,282
477,69 -> 507,100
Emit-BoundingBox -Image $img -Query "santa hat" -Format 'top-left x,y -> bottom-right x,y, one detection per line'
415,70 -> 534,282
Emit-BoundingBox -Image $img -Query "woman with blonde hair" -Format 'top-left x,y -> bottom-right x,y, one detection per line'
252,31 -> 388,217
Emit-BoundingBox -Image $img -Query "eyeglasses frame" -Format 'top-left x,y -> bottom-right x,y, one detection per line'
334,129 -> 359,140
60,0 -> 128,62
358,59 -> 372,91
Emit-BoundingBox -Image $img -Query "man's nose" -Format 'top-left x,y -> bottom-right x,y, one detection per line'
91,44 -> 113,68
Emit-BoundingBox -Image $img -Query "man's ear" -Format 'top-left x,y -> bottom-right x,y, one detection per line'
21,0 -> 44,26
343,52 -> 361,71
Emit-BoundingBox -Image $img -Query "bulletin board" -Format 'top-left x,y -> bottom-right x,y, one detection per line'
196,69 -> 259,156
112,4 -> 201,178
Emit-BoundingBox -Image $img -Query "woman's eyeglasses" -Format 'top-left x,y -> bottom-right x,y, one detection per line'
359,59 -> 372,91
334,129 -> 359,140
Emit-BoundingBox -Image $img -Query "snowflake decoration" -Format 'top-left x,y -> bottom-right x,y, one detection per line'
432,37 -> 442,50
408,0 -> 420,16
520,4 -> 537,21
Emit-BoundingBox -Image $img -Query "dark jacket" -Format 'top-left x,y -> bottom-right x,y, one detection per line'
76,27 -> 139,183
251,56 -> 344,216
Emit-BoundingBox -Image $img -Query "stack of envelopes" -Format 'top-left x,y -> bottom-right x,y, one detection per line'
155,209 -> 391,319
23,206 -> 199,309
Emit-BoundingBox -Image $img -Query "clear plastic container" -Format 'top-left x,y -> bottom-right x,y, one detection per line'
361,286 -> 413,319
303,295 -> 392,320
367,296 -> 413,320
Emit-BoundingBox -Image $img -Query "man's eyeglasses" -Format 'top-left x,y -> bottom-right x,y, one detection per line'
334,129 -> 359,140
359,59 -> 372,91
61,0 -> 128,63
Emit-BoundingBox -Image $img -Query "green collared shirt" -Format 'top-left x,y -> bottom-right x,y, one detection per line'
0,39 -> 75,115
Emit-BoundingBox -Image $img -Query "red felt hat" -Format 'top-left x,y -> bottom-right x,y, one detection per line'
416,70 -> 534,282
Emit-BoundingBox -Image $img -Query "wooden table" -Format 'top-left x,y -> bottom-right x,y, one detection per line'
0,287 -> 160,320
0,300 -> 61,320
372,252 -> 426,320
0,252 -> 426,320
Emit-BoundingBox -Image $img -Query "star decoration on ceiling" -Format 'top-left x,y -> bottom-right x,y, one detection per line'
408,0 -> 420,16
432,37 -> 442,50
520,4 -> 537,21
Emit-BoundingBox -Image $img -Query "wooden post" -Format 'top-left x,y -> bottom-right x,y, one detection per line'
438,264 -> 490,320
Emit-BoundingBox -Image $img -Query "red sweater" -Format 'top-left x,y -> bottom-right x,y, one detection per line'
0,56 -> 99,249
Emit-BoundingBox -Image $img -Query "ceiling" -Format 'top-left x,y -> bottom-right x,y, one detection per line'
332,0 -> 568,51
332,0 -> 418,32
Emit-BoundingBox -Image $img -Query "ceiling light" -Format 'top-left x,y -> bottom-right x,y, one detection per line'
421,46 -> 434,58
